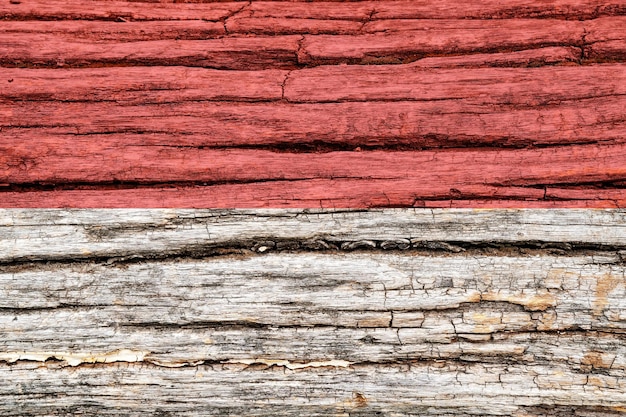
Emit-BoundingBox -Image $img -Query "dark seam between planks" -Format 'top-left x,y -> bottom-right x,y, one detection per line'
2,241 -> 625,269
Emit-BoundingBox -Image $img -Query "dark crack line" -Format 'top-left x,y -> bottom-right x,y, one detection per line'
2,239 -> 625,270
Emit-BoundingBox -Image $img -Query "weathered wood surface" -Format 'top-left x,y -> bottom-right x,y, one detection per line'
1,209 -> 626,415
2,0 -> 625,21
3,209 -> 626,261
1,1 -> 625,208
5,18 -> 626,68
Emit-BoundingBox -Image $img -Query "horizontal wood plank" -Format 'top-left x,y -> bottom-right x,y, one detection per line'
0,0 -> 243,21
3,0 -> 625,22
5,65 -> 625,105
0,34 -> 301,70
3,97 -> 625,147
2,209 -> 626,415
2,142 -> 626,207
3,318 -> 626,371
2,253 -> 626,350
284,64 -> 626,103
3,186 -> 625,208
3,209 -> 626,261
0,67 -> 287,103
2,361 -> 625,416
1,17 -> 624,68
0,18 -> 621,68
408,46 -> 582,68
299,21 -> 584,65
0,20 -> 226,41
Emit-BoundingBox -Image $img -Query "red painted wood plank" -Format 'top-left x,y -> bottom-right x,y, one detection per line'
3,98 -> 624,148
0,67 -> 286,103
1,18 -> 355,39
360,17 -> 585,34
7,65 -> 624,105
6,8 -> 617,41
0,38 -> 586,71
244,1 -> 626,20
299,23 -> 584,65
0,0 -> 242,21
1,183 -> 624,208
6,0 -> 613,22
1,1 -> 624,208
3,143 -> 626,187
1,18 -> 622,69
226,17 -> 362,35
371,1 -> 626,20
0,21 -> 225,41
408,47 -> 581,68
5,18 -> 615,45
285,65 -> 626,104
0,35 -> 301,70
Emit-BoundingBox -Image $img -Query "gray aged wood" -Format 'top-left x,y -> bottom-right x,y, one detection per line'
1,209 -> 626,416
2,209 -> 626,261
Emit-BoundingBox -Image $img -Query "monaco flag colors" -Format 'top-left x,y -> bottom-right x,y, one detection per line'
3,2 -> 626,416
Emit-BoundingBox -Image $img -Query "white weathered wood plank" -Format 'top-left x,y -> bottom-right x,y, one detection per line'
1,253 -> 625,363
2,315 -> 625,373
2,209 -> 626,416
1,209 -> 626,262
1,361 -> 625,416
2,253 -> 624,323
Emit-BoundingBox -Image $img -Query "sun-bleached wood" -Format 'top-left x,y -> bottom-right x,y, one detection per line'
1,210 -> 626,415
2,253 -> 626,364
2,361 -> 626,416
2,209 -> 626,261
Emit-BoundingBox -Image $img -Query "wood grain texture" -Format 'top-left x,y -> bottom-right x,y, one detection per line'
0,0 -> 243,21
3,208 -> 626,263
1,2 -> 625,206
5,93 -> 625,143
2,209 -> 626,415
4,0 -> 625,21
4,142 -> 626,183
2,143 -> 626,207
2,64 -> 626,209
2,18 -> 625,68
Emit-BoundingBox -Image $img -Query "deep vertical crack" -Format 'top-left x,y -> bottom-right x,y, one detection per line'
359,8 -> 377,33
295,35 -> 306,66
579,27 -> 590,63
222,0 -> 252,35
281,69 -> 295,101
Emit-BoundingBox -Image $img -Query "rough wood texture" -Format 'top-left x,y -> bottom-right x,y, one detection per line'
1,209 -> 626,415
1,1 -> 625,207
4,209 -> 626,261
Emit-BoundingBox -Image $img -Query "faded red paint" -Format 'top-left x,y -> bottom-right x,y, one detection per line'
1,0 -> 625,208
2,187 -> 624,209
